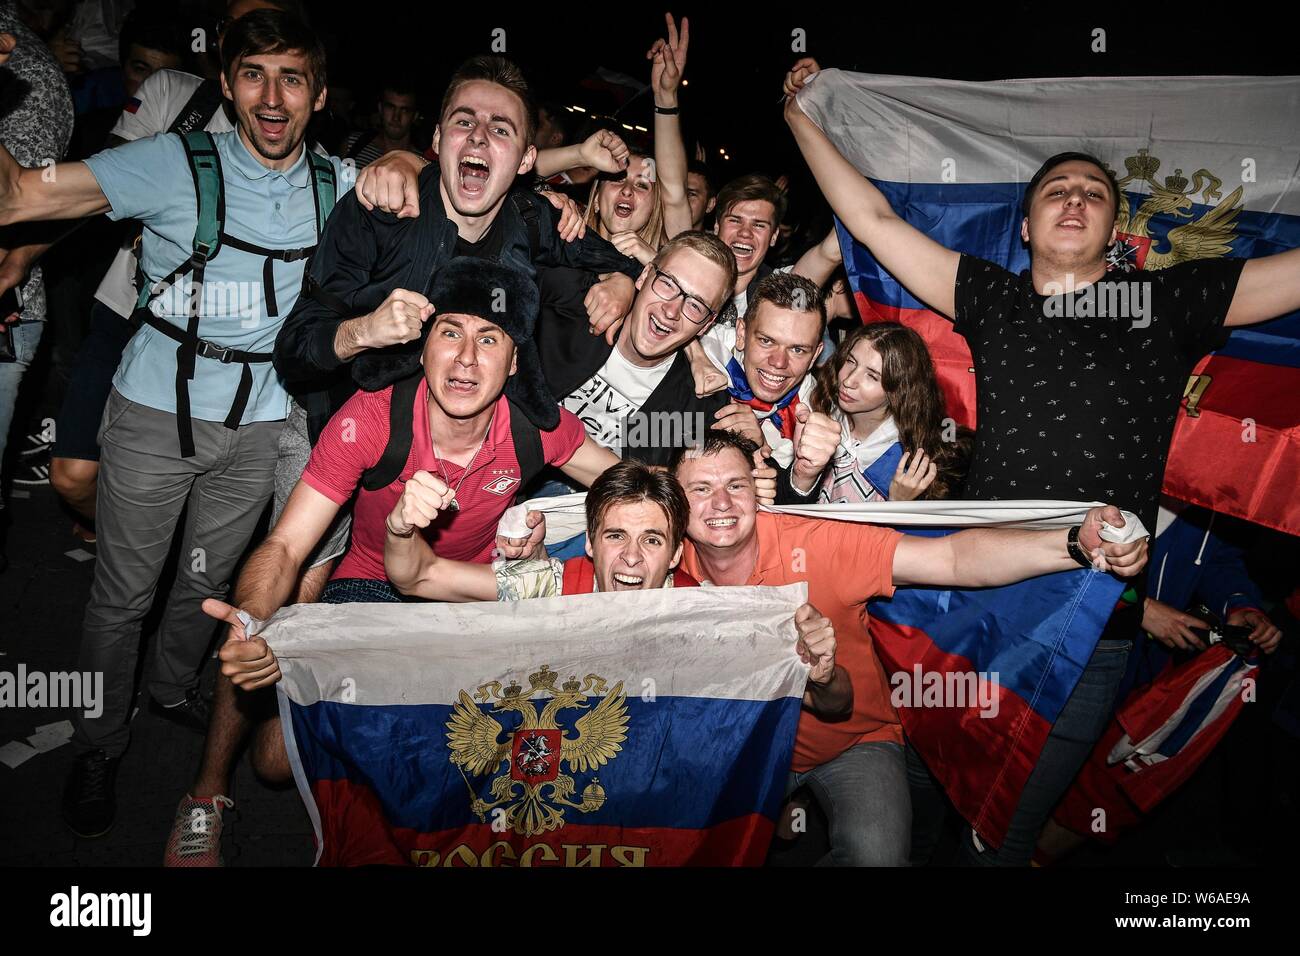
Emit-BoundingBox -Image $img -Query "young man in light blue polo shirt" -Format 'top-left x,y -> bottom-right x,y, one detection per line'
0,10 -> 373,838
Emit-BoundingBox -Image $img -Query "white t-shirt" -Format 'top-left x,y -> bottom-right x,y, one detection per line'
93,69 -> 235,317
562,347 -> 674,453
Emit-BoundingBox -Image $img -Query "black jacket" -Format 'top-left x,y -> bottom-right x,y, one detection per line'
274,165 -> 643,440
534,266 -> 828,496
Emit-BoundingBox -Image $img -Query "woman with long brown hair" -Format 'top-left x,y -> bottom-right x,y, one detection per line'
810,322 -> 971,502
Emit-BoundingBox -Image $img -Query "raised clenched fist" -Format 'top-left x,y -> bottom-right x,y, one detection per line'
388,470 -> 456,536
361,288 -> 434,349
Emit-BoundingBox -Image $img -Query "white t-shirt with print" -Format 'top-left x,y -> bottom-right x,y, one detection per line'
562,346 -> 674,453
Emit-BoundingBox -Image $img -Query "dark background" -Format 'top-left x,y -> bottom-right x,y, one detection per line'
305,4 -> 1297,178
1,1 -> 1296,873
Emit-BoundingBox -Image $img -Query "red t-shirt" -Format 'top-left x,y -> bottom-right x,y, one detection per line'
681,511 -> 903,773
303,379 -> 586,582
560,556 -> 700,594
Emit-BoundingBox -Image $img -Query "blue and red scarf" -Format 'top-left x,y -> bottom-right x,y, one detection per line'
726,356 -> 802,440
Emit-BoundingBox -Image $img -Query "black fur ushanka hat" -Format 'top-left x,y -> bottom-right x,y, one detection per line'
351,257 -> 560,431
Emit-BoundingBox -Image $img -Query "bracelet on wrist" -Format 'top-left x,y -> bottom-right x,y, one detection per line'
386,516 -> 415,538
654,104 -> 680,115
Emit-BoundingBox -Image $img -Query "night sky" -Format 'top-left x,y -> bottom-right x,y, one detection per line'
307,4 -> 1297,180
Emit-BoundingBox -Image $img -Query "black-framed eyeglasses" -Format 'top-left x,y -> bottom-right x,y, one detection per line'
649,266 -> 716,325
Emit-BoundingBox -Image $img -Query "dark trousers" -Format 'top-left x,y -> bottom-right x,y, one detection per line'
73,389 -> 280,757
908,637 -> 1133,866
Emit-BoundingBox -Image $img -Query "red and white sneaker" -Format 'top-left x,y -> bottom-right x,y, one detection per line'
163,794 -> 234,867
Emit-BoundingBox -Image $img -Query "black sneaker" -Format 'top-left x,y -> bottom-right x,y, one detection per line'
149,688 -> 211,735
62,749 -> 121,838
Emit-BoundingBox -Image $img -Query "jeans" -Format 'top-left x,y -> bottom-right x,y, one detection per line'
0,321 -> 44,477
73,389 -> 281,757
907,637 -> 1133,866
788,740 -> 911,866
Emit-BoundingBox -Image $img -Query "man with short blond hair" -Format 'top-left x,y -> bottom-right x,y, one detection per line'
538,231 -> 743,468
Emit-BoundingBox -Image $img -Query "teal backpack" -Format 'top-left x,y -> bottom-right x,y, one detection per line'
132,129 -> 337,457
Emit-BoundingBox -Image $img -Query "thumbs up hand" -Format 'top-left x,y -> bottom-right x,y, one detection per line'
791,404 -> 839,493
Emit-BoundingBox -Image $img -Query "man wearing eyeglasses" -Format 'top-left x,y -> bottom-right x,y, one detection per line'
536,231 -> 739,467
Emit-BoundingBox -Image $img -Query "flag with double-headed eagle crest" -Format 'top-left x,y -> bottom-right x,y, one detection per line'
798,71 -> 1300,537
268,584 -> 809,867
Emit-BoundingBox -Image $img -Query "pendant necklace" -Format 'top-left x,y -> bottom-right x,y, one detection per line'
429,414 -> 491,512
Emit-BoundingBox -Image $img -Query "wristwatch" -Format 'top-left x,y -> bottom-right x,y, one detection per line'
1066,525 -> 1094,569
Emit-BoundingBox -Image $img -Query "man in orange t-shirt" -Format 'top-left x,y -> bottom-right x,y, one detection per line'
673,430 -> 1148,865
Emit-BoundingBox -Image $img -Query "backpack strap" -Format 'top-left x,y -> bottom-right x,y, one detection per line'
167,78 -> 225,136
360,384 -> 549,496
124,78 -> 224,311
135,129 -> 224,315
360,373 -> 422,491
211,150 -> 334,319
300,272 -> 352,315
305,149 -> 337,238
133,131 -> 329,457
138,129 -> 225,456
507,398 -> 546,502
181,130 -> 224,266
511,191 -> 541,261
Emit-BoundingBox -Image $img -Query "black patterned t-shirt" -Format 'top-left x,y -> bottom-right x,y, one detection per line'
953,254 -> 1244,531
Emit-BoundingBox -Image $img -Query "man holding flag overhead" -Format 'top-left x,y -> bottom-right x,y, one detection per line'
783,59 -> 1300,865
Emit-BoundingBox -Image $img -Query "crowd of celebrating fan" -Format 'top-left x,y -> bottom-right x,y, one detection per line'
0,1 -> 1293,869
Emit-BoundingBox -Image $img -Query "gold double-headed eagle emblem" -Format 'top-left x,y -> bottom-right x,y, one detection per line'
446,665 -> 628,836
1110,147 -> 1242,270
1108,149 -> 1243,417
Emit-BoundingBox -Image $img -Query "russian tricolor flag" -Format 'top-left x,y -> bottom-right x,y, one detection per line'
268,584 -> 809,866
869,541 -> 1124,847
520,496 -> 1145,851
798,71 -> 1300,536
1052,643 -> 1258,842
